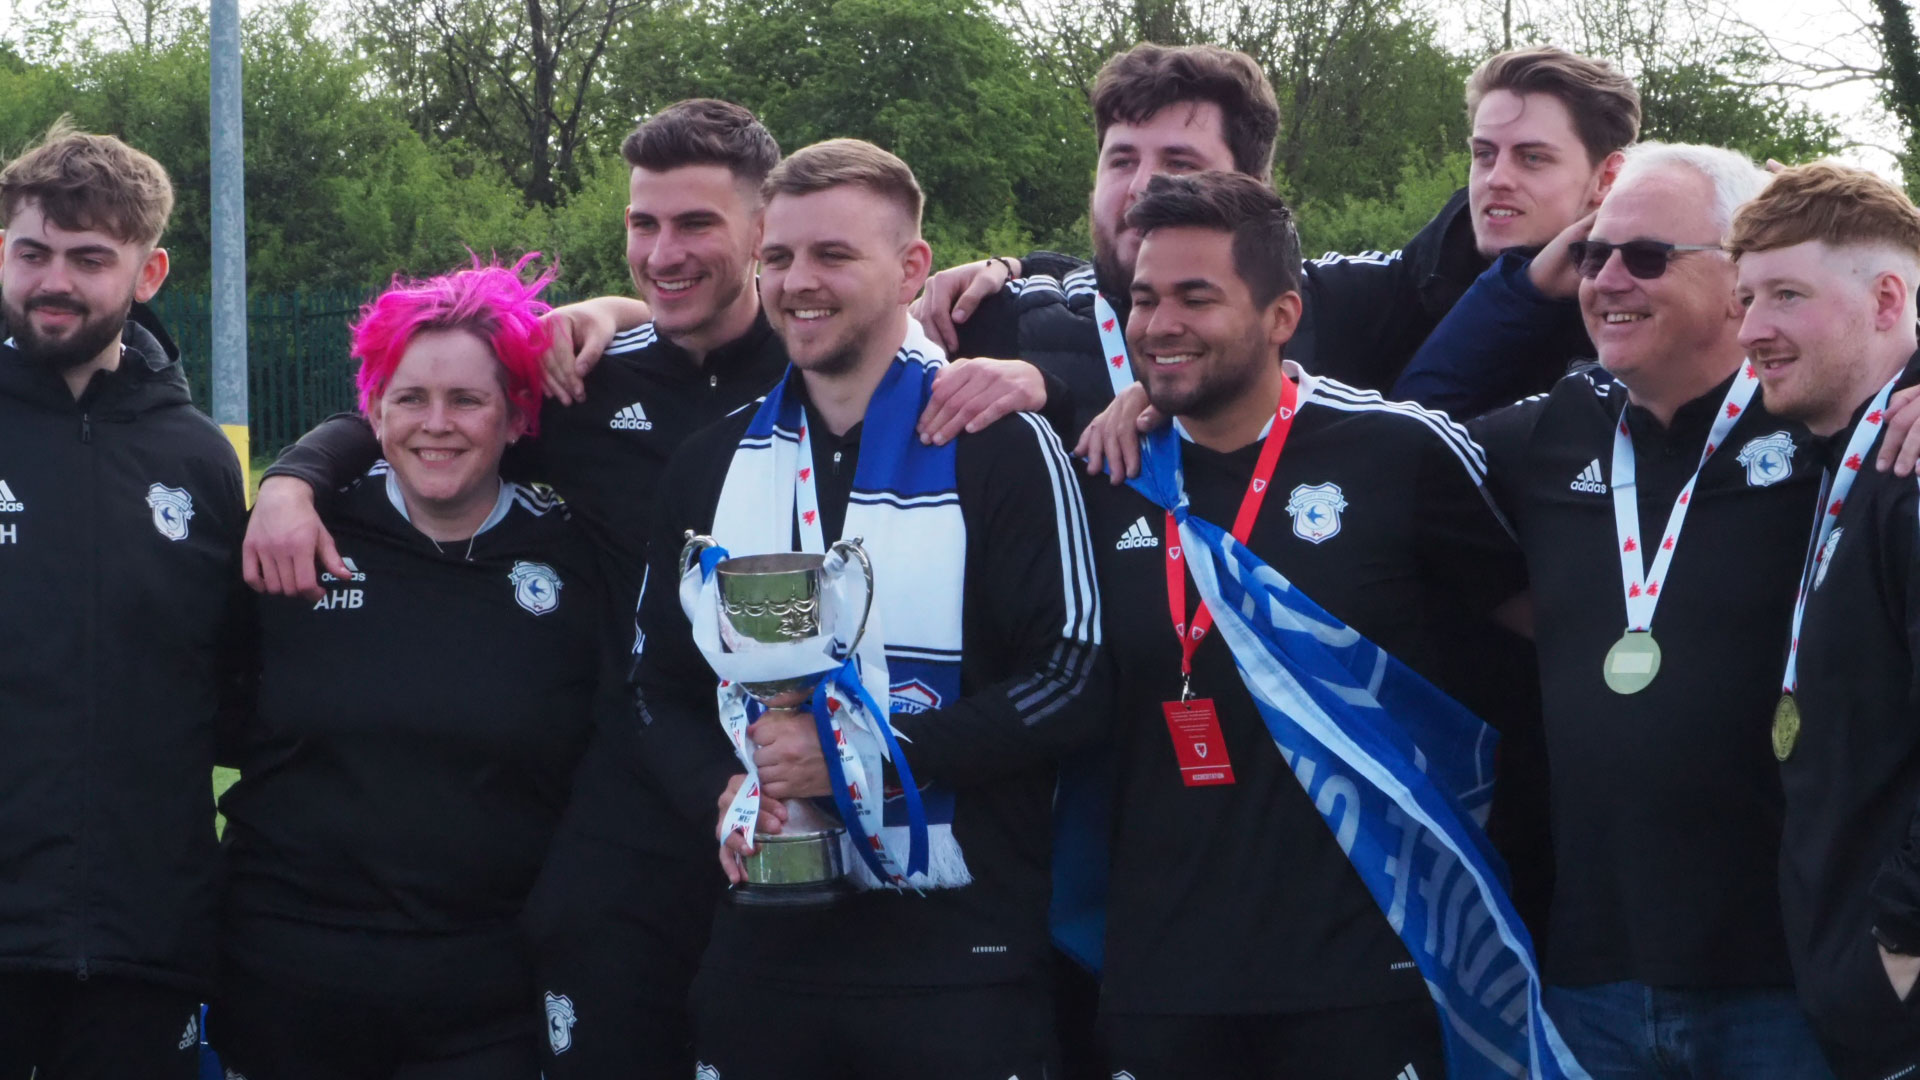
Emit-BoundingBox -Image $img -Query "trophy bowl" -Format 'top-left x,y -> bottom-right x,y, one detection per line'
684,535 -> 874,906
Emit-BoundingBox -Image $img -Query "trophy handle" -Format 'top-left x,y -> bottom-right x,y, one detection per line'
828,537 -> 876,657
681,531 -> 719,579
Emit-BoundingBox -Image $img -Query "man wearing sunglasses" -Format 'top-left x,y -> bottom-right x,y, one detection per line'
1410,142 -> 1838,1075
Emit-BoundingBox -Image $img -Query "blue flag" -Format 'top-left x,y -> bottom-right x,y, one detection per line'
1126,420 -> 1589,1080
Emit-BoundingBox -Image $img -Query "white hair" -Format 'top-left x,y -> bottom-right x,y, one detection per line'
1613,142 -> 1771,240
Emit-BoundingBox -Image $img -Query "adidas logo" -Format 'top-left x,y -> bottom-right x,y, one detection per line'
0,480 -> 21,512
320,557 -> 366,584
1395,1067 -> 1422,1080
1115,516 -> 1159,550
178,1012 -> 199,1050
610,402 -> 654,431
1569,459 -> 1607,494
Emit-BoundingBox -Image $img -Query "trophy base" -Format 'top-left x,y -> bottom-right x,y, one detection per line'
733,828 -> 850,907
730,877 -> 858,907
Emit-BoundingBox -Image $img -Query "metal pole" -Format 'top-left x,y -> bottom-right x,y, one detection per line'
209,0 -> 250,483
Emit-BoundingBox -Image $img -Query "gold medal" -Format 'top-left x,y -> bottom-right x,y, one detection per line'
1603,631 -> 1662,694
1773,694 -> 1801,761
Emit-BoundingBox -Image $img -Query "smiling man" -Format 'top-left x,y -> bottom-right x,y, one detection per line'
1086,170 -> 1529,1079
1730,163 -> 1920,1080
923,46 -> 1637,413
631,138 -> 1108,1079
1441,144 -> 1837,1075
245,100 -> 788,1078
0,119 -> 246,1080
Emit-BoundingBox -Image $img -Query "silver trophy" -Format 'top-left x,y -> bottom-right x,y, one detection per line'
681,533 -> 875,906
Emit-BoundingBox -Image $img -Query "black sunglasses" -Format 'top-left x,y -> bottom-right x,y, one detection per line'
1566,239 -> 1723,280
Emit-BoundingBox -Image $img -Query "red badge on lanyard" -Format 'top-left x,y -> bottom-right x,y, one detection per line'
1161,377 -> 1300,787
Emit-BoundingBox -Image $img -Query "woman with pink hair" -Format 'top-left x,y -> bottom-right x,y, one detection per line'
211,257 -> 613,1079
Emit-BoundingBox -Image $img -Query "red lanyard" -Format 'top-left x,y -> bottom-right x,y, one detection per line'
1166,377 -> 1299,695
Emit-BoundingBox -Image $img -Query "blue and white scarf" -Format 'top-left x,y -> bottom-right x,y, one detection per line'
679,321 -> 971,890
1119,393 -> 1588,1080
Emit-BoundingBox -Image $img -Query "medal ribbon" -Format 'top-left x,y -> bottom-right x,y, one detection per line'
1166,377 -> 1299,693
1610,364 -> 1759,633
1780,371 -> 1900,693
1095,294 -> 1138,396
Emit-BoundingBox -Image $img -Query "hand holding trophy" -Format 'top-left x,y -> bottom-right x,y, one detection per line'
680,533 -> 875,905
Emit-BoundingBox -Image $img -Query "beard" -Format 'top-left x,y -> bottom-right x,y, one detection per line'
1140,327 -> 1277,421
2,289 -> 132,374
1090,223 -> 1132,300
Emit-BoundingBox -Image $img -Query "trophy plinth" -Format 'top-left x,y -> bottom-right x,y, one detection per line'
733,800 -> 857,906
684,536 -> 875,907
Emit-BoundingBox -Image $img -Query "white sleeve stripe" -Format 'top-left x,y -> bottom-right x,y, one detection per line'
1311,381 -> 1486,466
1307,395 -> 1488,483
607,323 -> 657,354
1026,410 -> 1102,645
1015,411 -> 1102,646
1308,249 -> 1402,267
1308,382 -> 1488,477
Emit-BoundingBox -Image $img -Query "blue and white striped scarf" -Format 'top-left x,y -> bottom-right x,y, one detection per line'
1118,404 -> 1589,1080
684,321 -> 971,890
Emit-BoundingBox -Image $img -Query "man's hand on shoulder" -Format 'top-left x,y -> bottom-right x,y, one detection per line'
911,257 -> 1020,352
1074,382 -> 1161,484
1875,386 -> 1920,476
540,296 -> 653,405
242,476 -> 349,602
918,357 -> 1047,446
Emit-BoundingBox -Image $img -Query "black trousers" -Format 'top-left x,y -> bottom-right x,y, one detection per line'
209,960 -> 540,1080
521,828 -> 720,1078
0,971 -> 200,1080
691,969 -> 1057,1080
1101,998 -> 1447,1080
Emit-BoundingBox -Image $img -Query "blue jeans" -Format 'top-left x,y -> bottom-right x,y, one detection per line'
1544,981 -> 1835,1079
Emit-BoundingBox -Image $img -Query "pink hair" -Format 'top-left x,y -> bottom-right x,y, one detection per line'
351,253 -> 555,434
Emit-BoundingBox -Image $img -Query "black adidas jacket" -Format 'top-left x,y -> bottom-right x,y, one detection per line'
990,189 -> 1590,404
0,305 -> 248,990
220,468 -> 608,999
954,264 -> 1116,438
263,316 -> 791,856
1780,353 -> 1920,1079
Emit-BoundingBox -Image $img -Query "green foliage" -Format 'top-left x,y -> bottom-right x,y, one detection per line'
0,0 -> 1865,305
1292,151 -> 1469,258
1637,56 -> 1843,166
621,0 -> 1093,267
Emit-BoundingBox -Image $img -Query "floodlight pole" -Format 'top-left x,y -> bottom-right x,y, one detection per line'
209,0 -> 249,478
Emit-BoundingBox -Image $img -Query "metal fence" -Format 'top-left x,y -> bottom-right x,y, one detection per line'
151,288 -> 367,458
151,285 -> 580,458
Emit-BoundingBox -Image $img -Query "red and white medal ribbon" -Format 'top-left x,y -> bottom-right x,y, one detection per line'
1611,363 -> 1759,632
1780,372 -> 1900,694
1095,294 -> 1137,397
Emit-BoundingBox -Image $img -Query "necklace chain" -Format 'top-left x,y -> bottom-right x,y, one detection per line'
428,532 -> 480,562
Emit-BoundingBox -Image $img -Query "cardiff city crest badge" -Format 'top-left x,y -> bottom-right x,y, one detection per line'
145,483 -> 194,541
1286,482 -> 1347,544
509,561 -> 562,616
1736,431 -> 1796,488
544,991 -> 577,1054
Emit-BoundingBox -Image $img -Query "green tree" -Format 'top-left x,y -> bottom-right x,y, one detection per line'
1871,0 -> 1920,191
997,0 -> 1475,208
610,0 -> 1093,266
354,0 -> 645,207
